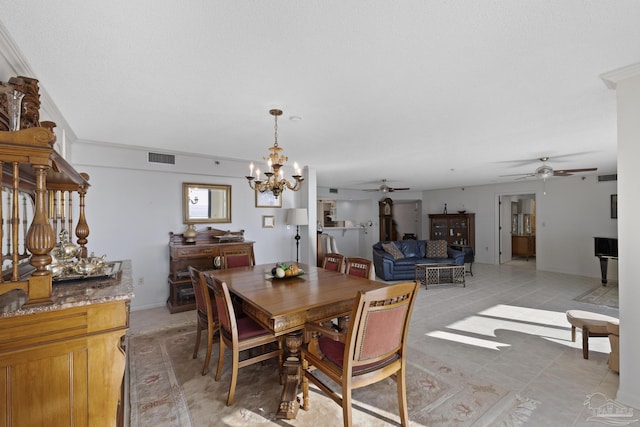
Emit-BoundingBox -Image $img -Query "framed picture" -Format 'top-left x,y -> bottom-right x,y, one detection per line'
611,194 -> 617,219
262,215 -> 275,228
255,190 -> 282,208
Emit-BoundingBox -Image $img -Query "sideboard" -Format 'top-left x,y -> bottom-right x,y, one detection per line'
0,260 -> 133,426
168,227 -> 254,313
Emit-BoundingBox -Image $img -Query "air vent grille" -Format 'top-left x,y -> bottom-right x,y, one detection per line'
329,188 -> 339,194
597,174 -> 617,182
148,152 -> 175,165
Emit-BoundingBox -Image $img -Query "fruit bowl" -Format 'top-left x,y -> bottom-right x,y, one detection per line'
457,210 -> 467,214
270,270 -> 305,279
269,263 -> 304,279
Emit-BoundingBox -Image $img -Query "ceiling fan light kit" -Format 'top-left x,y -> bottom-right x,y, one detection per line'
535,165 -> 554,179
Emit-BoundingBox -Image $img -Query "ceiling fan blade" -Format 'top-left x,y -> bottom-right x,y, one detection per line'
553,167 -> 597,176
392,187 -> 411,191
499,173 -> 535,177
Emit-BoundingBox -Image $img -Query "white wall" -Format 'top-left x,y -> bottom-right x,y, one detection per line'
72,141 -> 309,310
422,176 -> 617,278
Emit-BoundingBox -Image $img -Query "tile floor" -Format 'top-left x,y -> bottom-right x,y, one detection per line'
129,259 -> 629,426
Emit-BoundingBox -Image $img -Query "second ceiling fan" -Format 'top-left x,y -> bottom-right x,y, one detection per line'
502,157 -> 597,180
363,179 -> 410,193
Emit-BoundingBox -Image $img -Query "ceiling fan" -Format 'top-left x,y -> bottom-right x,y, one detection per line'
363,179 -> 410,193
501,157 -> 597,180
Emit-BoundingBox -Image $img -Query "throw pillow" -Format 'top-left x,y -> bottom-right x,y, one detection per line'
426,240 -> 448,258
381,242 -> 404,260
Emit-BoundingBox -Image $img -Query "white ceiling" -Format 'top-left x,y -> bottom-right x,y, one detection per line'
1,1 -> 638,191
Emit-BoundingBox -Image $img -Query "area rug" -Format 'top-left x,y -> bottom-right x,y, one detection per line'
127,324 -> 537,426
574,284 -> 619,308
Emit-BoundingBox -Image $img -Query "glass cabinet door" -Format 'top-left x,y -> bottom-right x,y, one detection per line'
432,218 -> 448,240
450,217 -> 468,245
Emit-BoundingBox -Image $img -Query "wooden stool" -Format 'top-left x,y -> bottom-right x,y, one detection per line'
566,310 -> 618,359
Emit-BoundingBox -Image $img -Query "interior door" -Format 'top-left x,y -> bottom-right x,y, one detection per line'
499,196 -> 512,263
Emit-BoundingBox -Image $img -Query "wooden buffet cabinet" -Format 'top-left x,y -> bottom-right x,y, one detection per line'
168,227 -> 254,313
0,76 -> 133,426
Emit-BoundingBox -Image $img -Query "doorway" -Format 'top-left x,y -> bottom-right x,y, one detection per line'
499,194 -> 536,265
393,200 -> 422,240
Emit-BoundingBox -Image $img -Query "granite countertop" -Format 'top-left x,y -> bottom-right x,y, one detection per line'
0,259 -> 134,318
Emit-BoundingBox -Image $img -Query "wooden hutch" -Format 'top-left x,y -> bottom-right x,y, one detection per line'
0,76 -> 132,426
429,213 -> 476,253
168,226 -> 254,313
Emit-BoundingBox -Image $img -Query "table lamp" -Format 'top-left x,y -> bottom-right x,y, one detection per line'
286,208 -> 308,263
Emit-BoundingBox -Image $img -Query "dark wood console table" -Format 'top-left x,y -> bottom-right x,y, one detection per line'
167,227 -> 254,313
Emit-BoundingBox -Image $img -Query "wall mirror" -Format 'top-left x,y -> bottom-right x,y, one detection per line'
183,183 -> 231,224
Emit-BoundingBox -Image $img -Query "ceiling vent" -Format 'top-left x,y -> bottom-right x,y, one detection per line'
329,188 -> 339,194
148,152 -> 175,165
597,174 -> 617,182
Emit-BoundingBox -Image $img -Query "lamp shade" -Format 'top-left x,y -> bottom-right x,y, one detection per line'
286,208 -> 308,226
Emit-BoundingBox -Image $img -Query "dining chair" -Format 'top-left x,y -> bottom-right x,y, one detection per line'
322,253 -> 345,272
189,266 -> 218,376
220,247 -> 254,269
344,257 -> 373,279
205,274 -> 283,406
301,281 -> 420,427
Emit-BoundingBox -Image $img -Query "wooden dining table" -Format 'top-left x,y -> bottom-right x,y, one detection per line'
206,262 -> 387,419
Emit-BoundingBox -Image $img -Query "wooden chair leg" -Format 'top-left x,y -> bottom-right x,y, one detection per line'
396,366 -> 409,426
342,386 -> 353,427
302,358 -> 310,411
215,339 -> 225,381
193,323 -> 202,359
202,324 -> 216,376
227,348 -> 239,406
582,325 -> 590,359
571,325 -> 576,342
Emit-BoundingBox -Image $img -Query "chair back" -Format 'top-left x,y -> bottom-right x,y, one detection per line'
205,274 -> 237,343
345,257 -> 373,279
221,248 -> 253,269
189,266 -> 216,321
344,281 -> 419,373
322,253 -> 345,272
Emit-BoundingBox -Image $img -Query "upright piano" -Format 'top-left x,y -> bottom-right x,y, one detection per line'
594,237 -> 618,286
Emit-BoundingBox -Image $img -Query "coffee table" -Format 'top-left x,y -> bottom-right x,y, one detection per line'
415,263 -> 466,289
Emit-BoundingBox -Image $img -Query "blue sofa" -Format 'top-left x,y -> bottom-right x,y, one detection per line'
373,240 -> 465,281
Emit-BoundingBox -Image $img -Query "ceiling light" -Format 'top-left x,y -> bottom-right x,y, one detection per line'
535,165 -> 553,180
246,109 -> 304,198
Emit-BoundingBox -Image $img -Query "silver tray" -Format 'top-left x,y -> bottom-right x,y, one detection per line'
52,261 -> 122,283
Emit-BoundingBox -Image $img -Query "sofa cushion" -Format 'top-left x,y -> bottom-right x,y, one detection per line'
381,242 -> 404,260
396,240 -> 424,258
426,240 -> 448,258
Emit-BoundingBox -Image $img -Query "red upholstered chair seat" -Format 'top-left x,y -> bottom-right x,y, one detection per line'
237,316 -> 272,340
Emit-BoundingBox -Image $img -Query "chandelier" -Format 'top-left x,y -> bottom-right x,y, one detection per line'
246,109 -> 304,198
